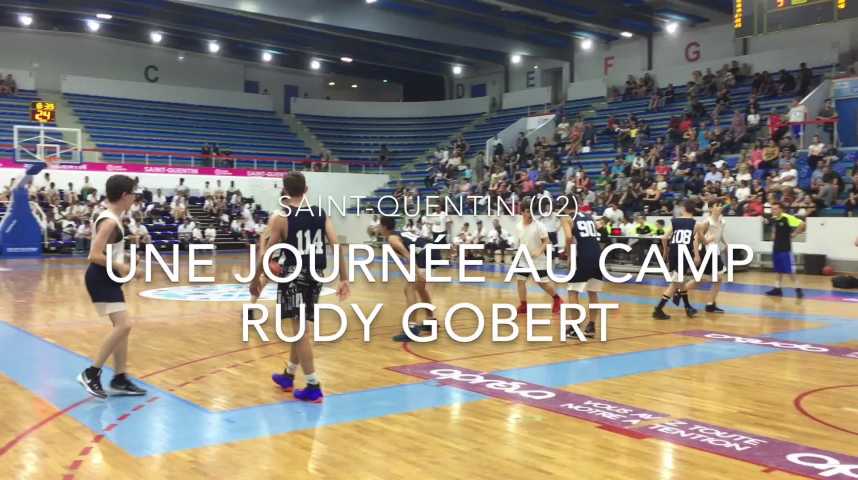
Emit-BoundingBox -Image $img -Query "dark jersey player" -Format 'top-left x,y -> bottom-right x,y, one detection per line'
377,216 -> 437,342
251,172 -> 349,403
653,200 -> 699,320
560,196 -> 603,339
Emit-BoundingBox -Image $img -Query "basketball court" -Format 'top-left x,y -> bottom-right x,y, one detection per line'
0,252 -> 856,479
2,0 -> 858,478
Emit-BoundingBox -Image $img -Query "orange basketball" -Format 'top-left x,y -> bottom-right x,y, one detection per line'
822,266 -> 835,276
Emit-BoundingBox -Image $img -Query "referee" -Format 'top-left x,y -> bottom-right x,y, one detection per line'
765,202 -> 805,298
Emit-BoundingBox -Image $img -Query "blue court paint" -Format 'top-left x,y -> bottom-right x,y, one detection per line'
2,258 -> 857,456
2,288 -> 857,457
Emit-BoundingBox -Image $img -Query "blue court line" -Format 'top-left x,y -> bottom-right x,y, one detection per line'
1,283 -> 856,456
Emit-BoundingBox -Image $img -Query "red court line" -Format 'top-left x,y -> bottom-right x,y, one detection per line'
0,343 -> 283,459
57,350 -> 287,479
794,384 -> 858,437
0,397 -> 92,457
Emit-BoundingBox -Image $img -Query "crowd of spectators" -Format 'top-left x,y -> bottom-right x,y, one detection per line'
0,73 -> 17,96
412,61 -> 857,227
0,173 -> 269,252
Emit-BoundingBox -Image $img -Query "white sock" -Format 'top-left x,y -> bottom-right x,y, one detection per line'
306,373 -> 319,385
286,362 -> 298,375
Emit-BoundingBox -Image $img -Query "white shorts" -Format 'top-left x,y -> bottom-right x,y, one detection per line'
94,302 -> 126,316
568,279 -> 604,293
669,271 -> 698,283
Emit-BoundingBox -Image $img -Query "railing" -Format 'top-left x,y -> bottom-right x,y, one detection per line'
790,118 -> 840,149
0,143 -> 386,174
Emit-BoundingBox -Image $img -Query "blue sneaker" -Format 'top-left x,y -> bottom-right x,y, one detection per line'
271,373 -> 294,392
392,325 -> 423,342
294,384 -> 324,403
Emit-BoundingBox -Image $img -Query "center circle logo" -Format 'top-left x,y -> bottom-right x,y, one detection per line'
139,283 -> 336,302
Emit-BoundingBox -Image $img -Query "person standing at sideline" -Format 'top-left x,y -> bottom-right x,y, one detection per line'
765,202 -> 805,298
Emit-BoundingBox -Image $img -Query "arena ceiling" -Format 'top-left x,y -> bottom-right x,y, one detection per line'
1,0 -> 730,85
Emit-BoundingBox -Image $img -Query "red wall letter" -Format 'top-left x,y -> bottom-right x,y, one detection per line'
604,56 -> 615,76
685,42 -> 701,62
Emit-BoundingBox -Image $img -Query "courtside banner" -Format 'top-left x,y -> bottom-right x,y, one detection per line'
0,159 -> 287,178
679,330 -> 858,360
388,363 -> 667,428
392,362 -> 858,479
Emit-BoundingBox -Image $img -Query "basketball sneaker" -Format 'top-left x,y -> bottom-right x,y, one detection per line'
77,367 -> 107,399
551,295 -> 561,314
705,303 -> 725,313
109,374 -> 147,396
271,372 -> 294,392
652,308 -> 671,320
583,321 -> 595,339
294,384 -> 324,403
765,287 -> 783,296
685,306 -> 698,318
796,288 -> 804,298
392,325 -> 423,342
516,302 -> 528,314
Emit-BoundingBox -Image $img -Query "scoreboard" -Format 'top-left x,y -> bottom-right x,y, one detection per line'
30,101 -> 56,124
734,0 -> 858,37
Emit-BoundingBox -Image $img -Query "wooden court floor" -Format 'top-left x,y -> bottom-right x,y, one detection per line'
0,253 -> 857,480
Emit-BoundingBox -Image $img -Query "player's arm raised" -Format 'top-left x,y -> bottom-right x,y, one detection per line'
324,216 -> 350,301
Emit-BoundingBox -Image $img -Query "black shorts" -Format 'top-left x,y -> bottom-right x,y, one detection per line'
700,252 -> 726,277
431,232 -> 447,261
85,263 -> 125,303
277,268 -> 322,320
570,261 -> 603,284
515,269 -> 549,282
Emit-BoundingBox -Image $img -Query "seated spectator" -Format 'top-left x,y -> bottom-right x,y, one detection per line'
0,74 -> 16,95
777,69 -> 796,95
484,219 -> 514,263
205,225 -> 217,243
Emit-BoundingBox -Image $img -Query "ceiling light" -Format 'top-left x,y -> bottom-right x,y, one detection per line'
18,14 -> 33,27
262,51 -> 273,62
366,0 -> 378,3
383,79 -> 389,83
85,19 -> 101,32
96,13 -> 113,20
328,81 -> 336,86
581,38 -> 593,50
533,65 -> 539,70
620,31 -> 633,38
452,65 -> 463,75
340,56 -> 353,63
511,54 -> 522,64
665,21 -> 679,34
351,84 -> 358,88
208,41 -> 220,53
177,53 -> 185,62
150,31 -> 163,44
310,59 -> 321,70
